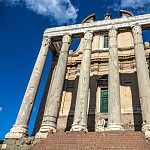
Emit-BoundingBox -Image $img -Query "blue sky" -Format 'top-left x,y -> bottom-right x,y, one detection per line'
0,0 -> 150,140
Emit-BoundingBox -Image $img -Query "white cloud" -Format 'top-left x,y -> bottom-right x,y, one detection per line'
106,0 -> 150,15
3,0 -> 78,24
0,107 -> 2,112
121,0 -> 150,15
121,0 -> 148,8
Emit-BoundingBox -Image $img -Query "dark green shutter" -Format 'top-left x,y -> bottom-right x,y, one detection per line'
100,88 -> 108,113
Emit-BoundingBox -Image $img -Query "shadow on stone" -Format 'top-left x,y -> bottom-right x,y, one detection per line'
120,72 -> 142,131
65,76 -> 79,131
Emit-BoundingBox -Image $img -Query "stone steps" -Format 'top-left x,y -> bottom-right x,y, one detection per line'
28,131 -> 150,150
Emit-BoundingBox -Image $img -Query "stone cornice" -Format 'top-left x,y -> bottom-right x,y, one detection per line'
44,14 -> 150,41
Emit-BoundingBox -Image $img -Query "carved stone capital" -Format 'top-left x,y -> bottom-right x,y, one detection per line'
42,37 -> 52,47
62,34 -> 72,44
131,24 -> 142,35
84,31 -> 93,41
108,28 -> 117,37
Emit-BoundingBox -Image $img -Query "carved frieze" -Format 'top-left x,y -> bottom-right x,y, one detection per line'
44,14 -> 150,40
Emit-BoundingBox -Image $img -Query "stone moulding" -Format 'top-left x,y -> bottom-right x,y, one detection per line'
44,14 -> 150,41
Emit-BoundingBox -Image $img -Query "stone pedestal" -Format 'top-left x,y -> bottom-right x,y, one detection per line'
35,34 -> 71,138
106,28 -> 124,131
71,31 -> 93,132
5,37 -> 51,139
132,24 -> 150,138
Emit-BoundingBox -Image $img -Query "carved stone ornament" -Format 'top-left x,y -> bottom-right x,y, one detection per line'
42,37 -> 52,46
84,31 -> 93,41
62,34 -> 72,44
132,24 -> 142,35
108,28 -> 117,37
144,42 -> 150,47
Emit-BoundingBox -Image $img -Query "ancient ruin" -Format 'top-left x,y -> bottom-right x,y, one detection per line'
2,10 -> 150,150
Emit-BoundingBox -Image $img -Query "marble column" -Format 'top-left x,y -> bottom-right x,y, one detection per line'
5,37 -> 51,138
132,24 -> 150,138
71,31 -> 93,132
106,28 -> 124,131
35,34 -> 72,138
32,54 -> 58,135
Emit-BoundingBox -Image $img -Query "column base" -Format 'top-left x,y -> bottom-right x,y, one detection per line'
5,125 -> 28,139
35,126 -> 56,139
106,123 -> 124,131
70,124 -> 88,132
142,123 -> 150,138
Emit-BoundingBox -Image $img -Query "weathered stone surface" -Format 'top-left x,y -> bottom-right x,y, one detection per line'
32,54 -> 58,135
71,31 -> 93,131
44,14 -> 150,40
1,137 -> 34,150
35,34 -> 72,138
106,28 -> 124,131
5,37 -> 51,139
132,24 -> 150,138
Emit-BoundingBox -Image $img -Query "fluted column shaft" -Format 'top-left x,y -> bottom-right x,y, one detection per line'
71,31 -> 93,132
36,34 -> 71,138
5,37 -> 51,138
106,28 -> 124,131
132,24 -> 150,137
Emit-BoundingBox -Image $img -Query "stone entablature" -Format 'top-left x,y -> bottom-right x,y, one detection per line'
44,14 -> 150,40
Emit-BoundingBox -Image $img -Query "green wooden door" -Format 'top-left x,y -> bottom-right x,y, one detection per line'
100,88 -> 108,113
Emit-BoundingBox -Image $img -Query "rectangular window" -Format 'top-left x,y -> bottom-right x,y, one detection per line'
100,88 -> 108,113
103,36 -> 108,48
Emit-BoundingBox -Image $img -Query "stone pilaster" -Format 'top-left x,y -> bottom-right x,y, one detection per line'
5,37 -> 51,138
106,28 -> 124,131
70,31 -> 93,132
35,34 -> 72,138
132,24 -> 150,138
32,54 -> 58,135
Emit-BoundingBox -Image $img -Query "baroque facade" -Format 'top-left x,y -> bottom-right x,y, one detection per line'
3,10 -> 150,149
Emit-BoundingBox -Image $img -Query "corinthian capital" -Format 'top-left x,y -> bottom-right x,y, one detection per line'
62,34 -> 72,44
108,28 -> 117,37
131,24 -> 142,35
84,31 -> 93,41
42,37 -> 52,47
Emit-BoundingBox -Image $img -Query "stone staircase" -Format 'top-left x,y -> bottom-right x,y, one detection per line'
28,131 -> 150,150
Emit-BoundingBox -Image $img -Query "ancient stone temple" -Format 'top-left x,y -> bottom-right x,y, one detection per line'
2,10 -> 150,150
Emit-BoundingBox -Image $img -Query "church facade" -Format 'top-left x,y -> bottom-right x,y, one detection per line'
4,10 -> 150,148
